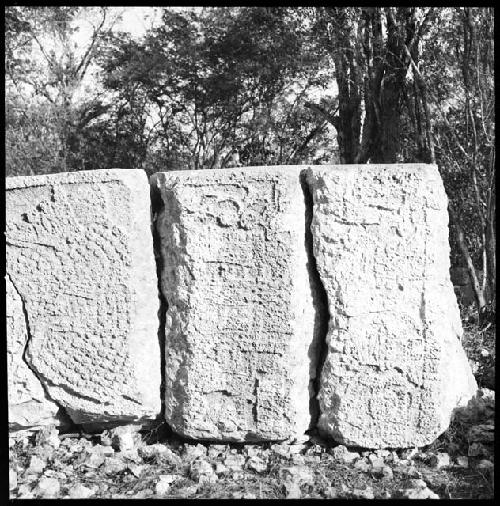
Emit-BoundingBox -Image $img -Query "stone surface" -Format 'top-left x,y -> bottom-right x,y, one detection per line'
429,452 -> 450,469
68,484 -> 96,499
7,275 -> 60,430
152,166 -> 321,441
307,164 -> 477,448
6,169 -> 160,428
35,477 -> 60,498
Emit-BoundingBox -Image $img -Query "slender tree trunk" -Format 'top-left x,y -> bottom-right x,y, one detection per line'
449,205 -> 487,312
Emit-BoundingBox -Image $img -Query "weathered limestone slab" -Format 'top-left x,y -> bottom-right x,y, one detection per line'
306,164 -> 477,448
6,169 -> 161,428
152,167 -> 320,442
7,274 -> 60,430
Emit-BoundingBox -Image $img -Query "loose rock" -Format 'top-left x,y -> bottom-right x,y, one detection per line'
223,453 -> 246,472
190,459 -> 217,484
68,484 -> 96,499
101,456 -> 127,475
246,455 -> 268,473
284,480 -> 302,499
27,455 -> 47,475
454,456 -> 469,468
429,452 -> 450,469
330,445 -> 359,463
476,459 -> 494,470
35,477 -> 60,498
352,486 -> 374,499
110,425 -> 141,452
9,468 -> 17,491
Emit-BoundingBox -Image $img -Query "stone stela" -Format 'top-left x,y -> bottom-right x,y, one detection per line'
6,165 -> 477,449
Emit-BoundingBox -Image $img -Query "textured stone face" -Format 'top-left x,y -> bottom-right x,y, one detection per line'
152,167 -> 320,442
307,164 -> 477,448
6,169 -> 161,427
7,274 -> 61,430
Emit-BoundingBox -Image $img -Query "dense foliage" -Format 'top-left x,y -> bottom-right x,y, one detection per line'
4,6 -> 495,315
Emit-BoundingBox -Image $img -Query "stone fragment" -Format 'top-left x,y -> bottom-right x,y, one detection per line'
34,477 -> 60,498
9,468 -> 17,491
223,453 -> 246,472
353,459 -> 370,472
183,443 -> 207,460
246,455 -> 268,473
6,170 -> 160,428
110,424 -> 142,452
88,443 -> 115,456
307,164 -> 477,448
279,465 -> 314,485
381,466 -> 393,479
429,452 -> 450,469
35,425 -> 60,449
214,462 -> 228,475
152,166 -> 320,441
369,456 -> 385,471
284,480 -> 302,499
454,456 -> 469,468
208,445 -> 227,459
140,444 -> 181,464
102,456 -> 127,474
190,458 -> 218,483
476,459 -> 494,470
155,475 -> 175,496
68,484 -> 96,499
27,455 -> 47,475
400,486 -> 439,499
352,486 -> 374,499
242,492 -> 257,499
330,445 -> 359,463
83,452 -> 105,469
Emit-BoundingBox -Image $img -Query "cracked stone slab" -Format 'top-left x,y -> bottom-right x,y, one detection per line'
306,164 -> 477,448
6,169 -> 161,428
152,166 -> 320,442
7,274 -> 61,430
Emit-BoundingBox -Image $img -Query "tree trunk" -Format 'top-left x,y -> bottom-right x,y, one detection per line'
449,205 -> 487,313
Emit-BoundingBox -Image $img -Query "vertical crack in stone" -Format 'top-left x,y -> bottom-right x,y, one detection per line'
299,172 -> 331,430
149,180 -> 171,435
6,272 -> 74,429
252,377 -> 259,425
